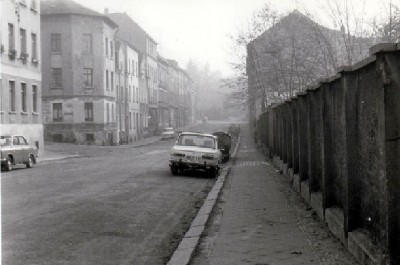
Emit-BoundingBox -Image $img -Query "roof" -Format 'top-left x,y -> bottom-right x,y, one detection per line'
41,0 -> 118,28
180,132 -> 217,139
107,12 -> 157,53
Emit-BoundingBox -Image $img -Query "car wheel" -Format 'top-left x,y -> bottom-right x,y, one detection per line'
170,165 -> 179,176
4,156 -> 13,171
208,167 -> 218,178
26,155 -> 34,168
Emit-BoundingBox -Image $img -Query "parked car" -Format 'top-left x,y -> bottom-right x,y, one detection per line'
169,132 -> 221,178
161,127 -> 175,140
0,135 -> 38,171
213,131 -> 232,162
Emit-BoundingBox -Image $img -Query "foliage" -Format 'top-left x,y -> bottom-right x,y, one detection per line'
372,2 -> 400,42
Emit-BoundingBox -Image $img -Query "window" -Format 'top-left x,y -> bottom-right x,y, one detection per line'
110,41 -> 113,58
84,102 -> 93,122
51,68 -> 62,88
82,34 -> 92,53
32,85 -> 37,112
83,68 -> 93,87
111,104 -> 114,122
105,70 -> 109,89
31,33 -> 37,59
51,33 -> 61,52
86,134 -> 94,142
20,28 -> 27,53
52,103 -> 63,122
9,81 -> 15,112
105,37 -> 108,56
0,81 -> 3,112
31,0 -> 37,10
8,23 -> 15,50
106,103 -> 110,122
111,72 -> 114,90
21,83 -> 27,112
129,112 -> 132,129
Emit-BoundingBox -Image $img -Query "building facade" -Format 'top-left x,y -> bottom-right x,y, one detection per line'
157,56 -> 171,128
115,39 -> 140,143
41,0 -> 118,145
0,0 -> 43,152
108,12 -> 159,136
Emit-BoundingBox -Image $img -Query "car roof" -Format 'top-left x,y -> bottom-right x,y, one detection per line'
180,131 -> 217,139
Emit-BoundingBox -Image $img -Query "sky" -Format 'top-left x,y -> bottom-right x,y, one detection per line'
74,0 -> 393,77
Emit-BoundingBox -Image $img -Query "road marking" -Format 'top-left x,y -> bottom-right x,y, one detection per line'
235,161 -> 268,167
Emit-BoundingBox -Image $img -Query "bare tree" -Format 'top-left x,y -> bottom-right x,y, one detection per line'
372,1 -> 400,42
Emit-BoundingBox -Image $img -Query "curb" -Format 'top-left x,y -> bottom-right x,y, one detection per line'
166,134 -> 242,265
37,154 -> 81,163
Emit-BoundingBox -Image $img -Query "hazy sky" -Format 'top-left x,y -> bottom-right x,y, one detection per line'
74,0 -> 392,77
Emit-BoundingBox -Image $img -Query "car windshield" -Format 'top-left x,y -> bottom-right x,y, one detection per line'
164,128 -> 174,132
0,136 -> 11,146
177,135 -> 215,149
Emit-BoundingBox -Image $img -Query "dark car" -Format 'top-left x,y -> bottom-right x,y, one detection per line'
0,135 -> 38,171
213,131 -> 232,162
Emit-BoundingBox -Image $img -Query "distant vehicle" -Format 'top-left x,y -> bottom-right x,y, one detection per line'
1,135 -> 38,171
161,127 -> 175,140
213,131 -> 232,162
169,132 -> 221,178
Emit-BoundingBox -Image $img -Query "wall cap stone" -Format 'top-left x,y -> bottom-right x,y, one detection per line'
369,42 -> 398,55
352,55 -> 376,71
296,91 -> 307,96
305,83 -> 320,91
318,77 -> 331,84
328,73 -> 341,83
336,65 -> 352,73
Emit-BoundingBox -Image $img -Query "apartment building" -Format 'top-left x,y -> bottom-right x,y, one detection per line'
115,39 -> 140,143
107,12 -> 159,136
41,0 -> 118,145
157,56 -> 171,128
0,0 -> 43,151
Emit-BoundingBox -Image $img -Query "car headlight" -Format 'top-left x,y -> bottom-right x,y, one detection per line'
172,153 -> 185,157
202,154 -> 214,160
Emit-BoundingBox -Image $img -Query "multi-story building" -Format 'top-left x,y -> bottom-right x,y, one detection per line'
165,59 -> 194,128
0,0 -> 43,152
157,56 -> 171,128
115,39 -> 140,143
41,0 -> 118,145
165,59 -> 179,128
108,12 -> 159,136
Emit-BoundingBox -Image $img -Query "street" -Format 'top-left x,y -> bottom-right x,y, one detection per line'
2,123 -> 230,265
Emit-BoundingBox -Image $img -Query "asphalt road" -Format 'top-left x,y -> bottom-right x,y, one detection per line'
2,122 -> 233,265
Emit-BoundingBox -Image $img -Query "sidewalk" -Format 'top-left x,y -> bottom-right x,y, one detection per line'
191,125 -> 357,265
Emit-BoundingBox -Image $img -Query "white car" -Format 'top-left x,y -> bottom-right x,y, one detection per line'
169,132 -> 221,178
161,127 -> 175,139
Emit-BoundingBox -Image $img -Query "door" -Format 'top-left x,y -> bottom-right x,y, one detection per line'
15,136 -> 29,163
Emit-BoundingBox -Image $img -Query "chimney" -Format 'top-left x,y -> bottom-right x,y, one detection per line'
104,8 -> 109,14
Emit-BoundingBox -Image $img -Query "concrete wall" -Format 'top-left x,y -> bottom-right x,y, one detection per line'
255,43 -> 400,265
